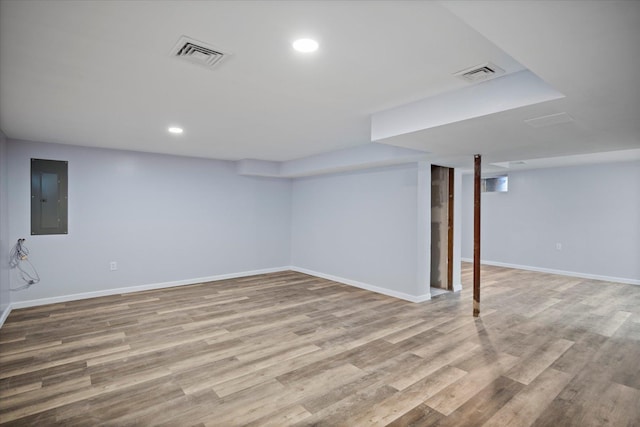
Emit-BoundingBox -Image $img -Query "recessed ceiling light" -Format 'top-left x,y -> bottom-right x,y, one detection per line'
293,38 -> 319,53
168,127 -> 183,134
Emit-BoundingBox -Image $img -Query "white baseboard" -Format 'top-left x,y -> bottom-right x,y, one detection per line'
290,266 -> 431,303
461,258 -> 640,286
0,305 -> 11,329
8,266 -> 292,310
2,265 -> 434,329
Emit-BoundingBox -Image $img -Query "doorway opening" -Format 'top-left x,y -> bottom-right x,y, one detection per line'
431,165 -> 454,293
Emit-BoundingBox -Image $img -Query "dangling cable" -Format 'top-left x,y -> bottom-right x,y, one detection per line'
9,238 -> 41,291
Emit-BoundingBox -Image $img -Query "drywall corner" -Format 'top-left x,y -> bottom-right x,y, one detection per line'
0,131 -> 11,325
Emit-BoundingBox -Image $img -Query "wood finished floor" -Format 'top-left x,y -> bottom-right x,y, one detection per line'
1,263 -> 639,426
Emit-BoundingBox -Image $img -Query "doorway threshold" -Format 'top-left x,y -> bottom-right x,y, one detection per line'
430,287 -> 451,297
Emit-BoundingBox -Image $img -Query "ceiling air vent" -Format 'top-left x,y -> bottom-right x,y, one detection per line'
171,36 -> 227,69
454,62 -> 505,83
524,112 -> 574,128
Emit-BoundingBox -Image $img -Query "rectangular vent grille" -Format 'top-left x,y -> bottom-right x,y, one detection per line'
171,36 -> 227,68
454,62 -> 505,83
524,112 -> 574,128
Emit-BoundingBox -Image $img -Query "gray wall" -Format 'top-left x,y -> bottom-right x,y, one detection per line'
0,132 -> 10,320
291,164 -> 421,296
462,161 -> 640,282
7,140 -> 292,303
13,132 -> 631,310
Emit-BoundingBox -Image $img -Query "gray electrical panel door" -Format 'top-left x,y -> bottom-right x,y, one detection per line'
31,158 -> 68,235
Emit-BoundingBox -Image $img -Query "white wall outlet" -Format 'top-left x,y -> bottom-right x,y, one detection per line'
556,243 -> 562,251
110,261 -> 118,271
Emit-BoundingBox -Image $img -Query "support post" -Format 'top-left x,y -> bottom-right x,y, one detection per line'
473,154 -> 481,317
447,167 -> 454,290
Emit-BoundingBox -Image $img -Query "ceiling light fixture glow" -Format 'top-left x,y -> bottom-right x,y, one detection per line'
168,127 -> 183,134
293,38 -> 319,53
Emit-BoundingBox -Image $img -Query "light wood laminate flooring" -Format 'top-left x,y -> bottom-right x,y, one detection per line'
1,264 -> 639,426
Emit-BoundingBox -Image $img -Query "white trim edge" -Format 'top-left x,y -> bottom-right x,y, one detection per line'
461,258 -> 640,286
8,266 -> 292,310
2,265 -> 434,329
0,306 -> 11,329
291,266 -> 431,303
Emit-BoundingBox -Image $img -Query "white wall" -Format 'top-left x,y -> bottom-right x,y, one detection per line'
1,135 -> 472,312
0,132 -> 10,322
290,164 -> 427,298
7,140 -> 292,303
461,161 -> 640,283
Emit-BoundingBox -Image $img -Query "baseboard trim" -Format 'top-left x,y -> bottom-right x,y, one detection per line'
0,305 -> 11,329
4,264 -> 435,324
461,258 -> 640,286
290,266 -> 431,303
9,266 -> 292,310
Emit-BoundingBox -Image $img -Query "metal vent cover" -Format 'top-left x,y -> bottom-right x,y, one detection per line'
171,36 -> 227,68
454,62 -> 505,83
524,112 -> 574,128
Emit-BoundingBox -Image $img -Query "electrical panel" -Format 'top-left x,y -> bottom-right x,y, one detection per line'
31,158 -> 68,235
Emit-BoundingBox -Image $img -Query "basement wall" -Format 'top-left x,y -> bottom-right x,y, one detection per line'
290,163 -> 430,300
461,161 -> 640,284
6,140 -> 292,305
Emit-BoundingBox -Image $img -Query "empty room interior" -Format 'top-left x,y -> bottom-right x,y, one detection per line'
1,1 -> 639,426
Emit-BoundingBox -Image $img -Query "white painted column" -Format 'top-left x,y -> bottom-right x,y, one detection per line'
416,161 -> 431,299
452,168 -> 463,291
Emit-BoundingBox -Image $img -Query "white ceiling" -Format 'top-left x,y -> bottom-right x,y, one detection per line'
1,0 -> 639,170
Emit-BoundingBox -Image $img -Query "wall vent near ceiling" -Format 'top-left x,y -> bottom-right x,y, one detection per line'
171,35 -> 227,69
454,62 -> 505,83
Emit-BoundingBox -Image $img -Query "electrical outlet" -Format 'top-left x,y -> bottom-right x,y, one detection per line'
110,261 -> 118,271
556,243 -> 562,251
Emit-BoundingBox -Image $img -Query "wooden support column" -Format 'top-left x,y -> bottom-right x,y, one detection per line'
447,167 -> 454,291
473,154 -> 481,317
